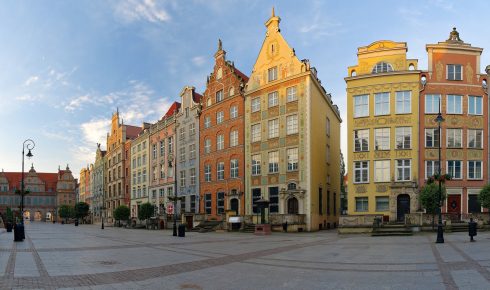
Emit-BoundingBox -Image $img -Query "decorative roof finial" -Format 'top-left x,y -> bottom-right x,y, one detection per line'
272,6 -> 275,17
447,27 -> 463,42
218,38 -> 222,51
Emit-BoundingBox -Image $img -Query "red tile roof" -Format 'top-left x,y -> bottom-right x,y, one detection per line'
2,172 -> 59,192
234,67 -> 249,82
193,91 -> 203,103
125,125 -> 142,140
164,101 -> 181,118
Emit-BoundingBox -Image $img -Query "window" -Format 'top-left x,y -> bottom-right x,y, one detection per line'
268,151 -> 279,173
268,91 -> 279,107
395,127 -> 411,149
269,187 -> 279,213
425,94 -> 441,114
180,147 -> 185,161
229,130 -> 238,147
374,160 -> 390,182
425,128 -> 440,148
204,116 -> 211,128
447,64 -> 462,81
354,95 -> 369,118
160,164 -> 165,178
374,92 -> 390,115
354,161 -> 369,183
374,128 -> 389,150
251,98 -> 261,112
180,170 -> 186,187
189,168 -> 196,185
354,129 -> 369,151
468,96 -> 483,115
132,158 -> 136,168
372,62 -> 393,74
468,195 -> 481,213
446,95 -> 462,114
286,115 -> 298,135
168,137 -> 173,154
396,91 -> 411,114
217,135 -> 224,150
287,86 -> 297,102
160,140 -> 165,157
189,123 -> 196,135
426,160 -> 440,179
190,195 -> 196,212
326,118 -> 330,136
216,90 -> 224,103
142,169 -> 146,182
152,144 -> 157,159
396,159 -> 411,181
180,127 -> 185,140
205,193 -> 212,214
468,129 -> 483,148
447,160 -> 462,179
217,192 -> 225,214
230,105 -> 238,119
356,197 -> 368,212
268,66 -> 277,82
159,188 -> 164,197
268,119 -> 279,139
287,148 -> 298,171
252,188 -> 261,214
230,159 -> 239,178
217,111 -> 224,124
189,144 -> 196,159
217,162 -> 224,180
204,164 -> 211,182
251,124 -> 261,142
252,154 -> 261,175
447,129 -> 462,148
468,161 -> 483,179
376,197 -> 389,211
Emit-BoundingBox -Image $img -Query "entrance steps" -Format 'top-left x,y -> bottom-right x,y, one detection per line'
240,223 -> 255,233
190,220 -> 221,233
450,222 -> 468,233
372,224 -> 413,236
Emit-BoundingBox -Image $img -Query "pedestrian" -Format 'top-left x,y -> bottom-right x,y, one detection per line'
468,218 -> 477,242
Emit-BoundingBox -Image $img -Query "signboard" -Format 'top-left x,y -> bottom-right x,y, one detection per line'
166,203 -> 174,215
228,216 -> 242,223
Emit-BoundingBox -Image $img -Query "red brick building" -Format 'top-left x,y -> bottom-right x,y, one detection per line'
199,40 -> 249,219
419,28 -> 488,220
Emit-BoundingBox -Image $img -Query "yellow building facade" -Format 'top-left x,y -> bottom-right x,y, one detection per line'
345,41 -> 420,222
130,124 -> 151,220
244,9 -> 342,231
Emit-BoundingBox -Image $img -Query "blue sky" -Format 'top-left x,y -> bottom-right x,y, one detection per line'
1,0 -> 490,178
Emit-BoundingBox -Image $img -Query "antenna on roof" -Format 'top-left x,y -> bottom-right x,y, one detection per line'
272,6 -> 275,17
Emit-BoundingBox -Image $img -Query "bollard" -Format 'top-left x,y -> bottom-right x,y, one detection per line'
178,224 -> 186,237
468,218 -> 477,242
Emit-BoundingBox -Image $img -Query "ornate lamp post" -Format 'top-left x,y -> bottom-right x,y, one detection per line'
17,139 -> 35,241
435,111 -> 445,244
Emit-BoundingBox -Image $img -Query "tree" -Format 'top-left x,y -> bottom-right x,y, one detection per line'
339,152 -> 346,212
478,184 -> 490,223
74,202 -> 90,221
420,183 -> 446,229
113,205 -> 130,226
58,205 -> 75,223
138,202 -> 154,226
5,207 -> 13,223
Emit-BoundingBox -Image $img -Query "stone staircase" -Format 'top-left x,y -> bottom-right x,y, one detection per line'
240,223 -> 255,233
371,223 -> 413,236
450,222 -> 468,233
190,220 -> 222,233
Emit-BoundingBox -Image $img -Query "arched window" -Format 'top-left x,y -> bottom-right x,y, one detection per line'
287,197 -> 299,214
372,62 -> 393,74
287,183 -> 297,190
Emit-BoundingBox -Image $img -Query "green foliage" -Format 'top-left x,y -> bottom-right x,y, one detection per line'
138,202 -> 154,221
420,183 -> 446,214
58,205 -> 75,220
478,184 -> 490,209
340,152 -> 346,195
113,205 -> 130,222
74,202 -> 90,219
5,207 -> 13,223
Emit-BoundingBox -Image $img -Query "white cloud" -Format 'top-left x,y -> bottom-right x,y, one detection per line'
24,76 -> 39,86
15,94 -> 43,102
192,56 -> 206,67
80,118 -> 111,145
114,0 -> 171,23
298,2 -> 343,38
41,129 -> 73,142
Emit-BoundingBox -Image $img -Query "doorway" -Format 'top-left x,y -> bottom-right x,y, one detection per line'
396,194 -> 410,222
287,197 -> 299,214
230,198 -> 239,215
447,195 -> 461,221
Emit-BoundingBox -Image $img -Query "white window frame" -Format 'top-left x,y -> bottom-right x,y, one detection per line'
425,128 -> 440,148
268,119 -> 279,139
251,98 -> 261,113
468,161 -> 483,180
230,130 -> 238,147
446,128 -> 462,148
287,86 -> 297,102
354,129 -> 369,152
268,151 -> 279,173
251,124 -> 261,142
268,66 -> 278,82
395,91 -> 411,114
217,111 -> 224,124
230,159 -> 239,178
395,127 -> 411,149
375,196 -> 389,212
204,164 -> 211,182
286,114 -> 298,135
468,96 -> 483,115
354,94 -> 369,118
190,168 -> 196,185
353,161 -> 369,183
216,89 -> 224,103
374,128 -> 390,150
287,148 -> 298,171
447,160 -> 462,180
374,92 -> 390,116
217,134 -> 224,150
204,139 -> 211,154
189,123 -> 195,135
425,160 -> 440,179
217,162 -> 225,180
396,159 -> 411,181
252,154 -> 261,175
468,129 -> 483,149
447,64 -> 462,81
230,105 -> 238,119
425,94 -> 441,114
268,91 -> 279,108
355,197 -> 368,212
446,95 -> 463,114
204,116 -> 211,128
374,160 -> 390,182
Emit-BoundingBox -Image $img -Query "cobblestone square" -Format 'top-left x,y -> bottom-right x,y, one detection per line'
0,223 -> 489,289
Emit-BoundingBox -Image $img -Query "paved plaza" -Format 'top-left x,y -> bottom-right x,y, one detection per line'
0,223 -> 489,289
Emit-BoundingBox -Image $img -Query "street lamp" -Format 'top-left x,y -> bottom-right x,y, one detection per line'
435,111 -> 445,244
101,205 -> 106,230
18,139 -> 35,241
167,158 -> 178,236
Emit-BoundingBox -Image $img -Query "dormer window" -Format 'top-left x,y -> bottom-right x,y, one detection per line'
268,66 -> 278,82
372,62 -> 393,74
447,64 -> 462,80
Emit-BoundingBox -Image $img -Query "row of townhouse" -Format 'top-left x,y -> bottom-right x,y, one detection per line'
79,10 -> 342,231
346,28 -> 490,224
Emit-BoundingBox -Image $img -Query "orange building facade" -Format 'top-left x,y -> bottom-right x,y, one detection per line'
199,41 -> 249,219
419,28 -> 489,220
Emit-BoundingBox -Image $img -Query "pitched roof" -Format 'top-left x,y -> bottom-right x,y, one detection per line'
125,125 -> 142,140
192,91 -> 203,103
2,172 -> 59,192
164,101 -> 181,118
